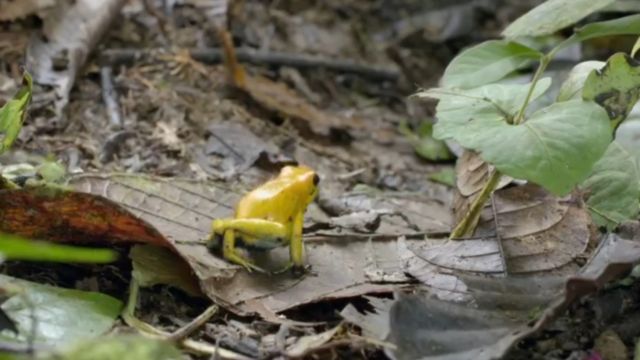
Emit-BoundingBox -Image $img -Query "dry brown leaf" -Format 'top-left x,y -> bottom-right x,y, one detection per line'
474,184 -> 569,239
216,27 -> 358,139
0,0 -> 55,21
407,186 -> 592,277
452,150 -> 512,227
455,151 -> 512,197
0,187 -> 168,248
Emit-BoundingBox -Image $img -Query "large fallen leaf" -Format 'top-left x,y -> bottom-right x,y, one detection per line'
67,174 -> 430,315
26,0 -> 125,117
343,231 -> 640,360
0,274 -> 122,347
408,185 -> 590,276
0,187 -> 168,247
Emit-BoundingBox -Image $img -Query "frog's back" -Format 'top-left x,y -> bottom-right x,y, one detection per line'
235,177 -> 302,222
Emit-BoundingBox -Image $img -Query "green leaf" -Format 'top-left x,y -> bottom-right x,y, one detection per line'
0,233 -> 117,264
431,87 -> 611,194
557,61 -> 605,102
616,115 -> 640,160
477,100 -> 612,195
441,40 -> 542,89
37,160 -> 67,184
558,14 -> 640,50
399,121 -> 454,161
0,73 -> 32,155
582,141 -> 640,229
502,0 -> 615,38
428,168 -> 456,187
0,275 -> 122,347
130,245 -> 201,296
583,53 -> 640,130
42,335 -> 183,360
422,78 -> 552,141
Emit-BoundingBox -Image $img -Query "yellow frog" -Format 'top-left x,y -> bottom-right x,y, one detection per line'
208,166 -> 319,274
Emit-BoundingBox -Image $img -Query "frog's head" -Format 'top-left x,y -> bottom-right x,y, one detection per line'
280,165 -> 319,204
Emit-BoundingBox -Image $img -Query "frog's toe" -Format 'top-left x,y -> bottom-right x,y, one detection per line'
207,233 -> 223,251
226,251 -> 268,274
292,264 -> 314,277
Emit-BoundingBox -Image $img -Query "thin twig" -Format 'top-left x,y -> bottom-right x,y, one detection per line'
100,48 -> 400,81
167,304 -> 219,343
100,66 -> 123,128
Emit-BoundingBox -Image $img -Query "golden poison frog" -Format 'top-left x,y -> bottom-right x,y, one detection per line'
208,166 -> 319,275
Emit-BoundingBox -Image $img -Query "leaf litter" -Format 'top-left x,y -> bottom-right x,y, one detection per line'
66,172 -> 448,315
1,1 -> 640,358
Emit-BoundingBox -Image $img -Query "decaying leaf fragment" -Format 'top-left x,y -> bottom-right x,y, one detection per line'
216,28 -> 356,139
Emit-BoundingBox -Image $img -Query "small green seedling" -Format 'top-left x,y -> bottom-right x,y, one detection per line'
0,72 -> 32,155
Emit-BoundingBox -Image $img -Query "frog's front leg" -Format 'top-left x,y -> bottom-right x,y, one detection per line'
290,212 -> 305,270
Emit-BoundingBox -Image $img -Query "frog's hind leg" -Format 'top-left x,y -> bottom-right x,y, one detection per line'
213,219 -> 288,240
221,229 -> 268,274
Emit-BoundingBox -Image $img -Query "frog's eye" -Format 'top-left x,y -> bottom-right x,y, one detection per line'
312,174 -> 320,186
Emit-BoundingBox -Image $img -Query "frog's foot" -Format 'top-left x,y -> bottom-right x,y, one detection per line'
271,263 -> 314,277
224,250 -> 268,274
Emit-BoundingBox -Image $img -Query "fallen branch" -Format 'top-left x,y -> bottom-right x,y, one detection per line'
100,48 -> 400,81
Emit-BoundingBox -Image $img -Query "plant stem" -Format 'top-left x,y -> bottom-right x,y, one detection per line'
450,169 -> 502,239
513,55 -> 551,124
